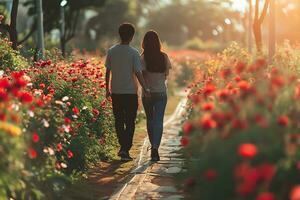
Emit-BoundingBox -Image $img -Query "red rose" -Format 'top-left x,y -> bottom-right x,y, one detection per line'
203,169 -> 218,181
183,122 -> 193,135
201,102 -> 215,111
72,106 -> 80,115
180,136 -> 189,147
277,115 -> 289,126
28,148 -> 38,159
32,132 -> 40,143
67,150 -> 74,158
203,83 -> 216,96
238,143 -> 258,158
200,115 -> 217,130
57,143 -> 63,152
256,192 -> 276,200
18,92 -> 34,103
64,117 -> 71,124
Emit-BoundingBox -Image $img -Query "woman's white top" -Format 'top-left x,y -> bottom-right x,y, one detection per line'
141,54 -> 172,93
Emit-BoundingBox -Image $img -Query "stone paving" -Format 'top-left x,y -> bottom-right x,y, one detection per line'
110,95 -> 188,200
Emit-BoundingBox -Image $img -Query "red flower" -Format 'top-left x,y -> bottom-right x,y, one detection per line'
259,163 -> 275,182
0,78 -> 10,89
254,114 -> 268,128
28,148 -> 37,159
220,68 -> 231,79
64,117 -> 71,124
234,162 -> 252,179
57,143 -> 63,152
36,99 -> 44,107
11,71 -> 24,79
290,185 -> 300,200
238,143 -> 258,158
72,106 -> 80,115
238,81 -> 251,91
14,77 -> 27,88
271,76 -> 285,88
236,181 -> 256,196
203,169 -> 218,181
203,83 -> 216,96
180,136 -> 189,147
232,119 -> 248,130
18,92 -> 33,103
0,89 -> 8,102
277,115 -> 289,126
256,192 -> 276,200
200,115 -> 217,130
184,177 -> 196,187
0,113 -> 6,121
39,83 -> 45,89
92,109 -> 100,117
67,150 -> 74,158
32,132 -> 40,143
201,102 -> 215,111
183,122 -> 193,135
235,62 -> 246,74
217,89 -> 230,100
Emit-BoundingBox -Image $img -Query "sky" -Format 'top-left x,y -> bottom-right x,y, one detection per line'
231,0 -> 248,11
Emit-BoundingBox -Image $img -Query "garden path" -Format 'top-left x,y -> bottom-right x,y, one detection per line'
109,90 -> 188,200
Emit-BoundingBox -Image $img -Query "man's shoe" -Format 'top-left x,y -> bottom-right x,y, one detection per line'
151,148 -> 160,162
118,149 -> 126,157
121,152 -> 133,161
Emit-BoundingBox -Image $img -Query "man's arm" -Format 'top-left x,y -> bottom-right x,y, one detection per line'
105,68 -> 111,99
136,71 -> 150,96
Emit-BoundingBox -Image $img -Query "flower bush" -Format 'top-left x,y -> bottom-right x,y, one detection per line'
179,44 -> 300,200
0,37 -> 117,199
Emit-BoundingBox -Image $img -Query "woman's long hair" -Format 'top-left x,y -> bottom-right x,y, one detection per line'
142,30 -> 167,73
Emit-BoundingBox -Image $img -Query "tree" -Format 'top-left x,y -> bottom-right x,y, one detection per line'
25,0 -> 106,56
85,0 -> 139,43
145,0 -> 238,46
0,0 -> 36,50
253,0 -> 270,52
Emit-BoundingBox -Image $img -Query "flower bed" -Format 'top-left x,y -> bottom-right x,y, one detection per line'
179,44 -> 300,200
0,38 -> 117,199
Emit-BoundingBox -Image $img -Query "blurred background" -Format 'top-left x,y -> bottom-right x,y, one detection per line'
0,0 -> 299,54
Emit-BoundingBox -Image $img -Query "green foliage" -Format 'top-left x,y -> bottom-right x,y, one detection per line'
0,38 -> 29,71
146,0 -> 239,46
178,44 -> 300,199
0,38 -> 117,199
184,38 -> 224,53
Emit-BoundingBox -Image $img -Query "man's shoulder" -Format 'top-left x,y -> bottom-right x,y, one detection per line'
128,46 -> 140,55
108,44 -> 119,52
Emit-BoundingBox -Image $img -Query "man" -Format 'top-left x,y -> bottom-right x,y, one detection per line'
105,23 -> 150,161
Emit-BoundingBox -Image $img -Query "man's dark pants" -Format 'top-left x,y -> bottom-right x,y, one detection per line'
111,94 -> 138,152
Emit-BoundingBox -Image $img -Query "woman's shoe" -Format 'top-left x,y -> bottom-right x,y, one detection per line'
151,148 -> 160,162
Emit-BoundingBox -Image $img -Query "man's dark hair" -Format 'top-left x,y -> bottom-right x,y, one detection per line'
119,23 -> 135,42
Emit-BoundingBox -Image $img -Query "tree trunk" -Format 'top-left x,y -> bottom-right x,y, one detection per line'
268,0 -> 276,62
60,35 -> 66,57
253,0 -> 270,53
9,0 -> 19,50
253,20 -> 262,52
248,0 -> 253,53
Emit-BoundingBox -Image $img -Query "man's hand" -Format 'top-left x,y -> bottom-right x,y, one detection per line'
106,90 -> 111,99
144,88 -> 151,98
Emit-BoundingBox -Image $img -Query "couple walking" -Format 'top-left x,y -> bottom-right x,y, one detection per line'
105,23 -> 172,162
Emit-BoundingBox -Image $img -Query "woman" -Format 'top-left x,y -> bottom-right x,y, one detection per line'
141,30 -> 172,162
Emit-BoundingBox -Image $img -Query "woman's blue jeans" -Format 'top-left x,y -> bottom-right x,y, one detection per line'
142,92 -> 167,149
